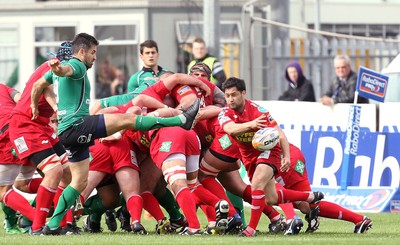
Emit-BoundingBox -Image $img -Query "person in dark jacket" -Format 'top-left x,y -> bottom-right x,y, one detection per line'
278,61 -> 316,102
320,55 -> 369,106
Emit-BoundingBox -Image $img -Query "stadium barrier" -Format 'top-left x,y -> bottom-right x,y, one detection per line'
256,101 -> 400,212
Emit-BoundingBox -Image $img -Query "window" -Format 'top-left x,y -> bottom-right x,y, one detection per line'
0,25 -> 19,87
35,26 -> 76,65
175,21 -> 242,76
94,24 -> 139,99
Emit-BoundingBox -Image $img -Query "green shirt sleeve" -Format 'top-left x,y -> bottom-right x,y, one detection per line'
44,70 -> 54,84
68,59 -> 87,79
127,73 -> 140,92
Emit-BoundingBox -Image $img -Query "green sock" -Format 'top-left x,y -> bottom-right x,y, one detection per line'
1,203 -> 17,228
30,197 -> 36,208
83,194 -> 107,216
226,191 -> 247,227
135,115 -> 184,131
47,185 -> 80,229
157,188 -> 182,221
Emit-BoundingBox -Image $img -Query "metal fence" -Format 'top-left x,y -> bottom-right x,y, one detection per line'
247,17 -> 400,101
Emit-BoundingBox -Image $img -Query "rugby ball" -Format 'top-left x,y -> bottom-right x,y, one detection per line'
252,127 -> 280,151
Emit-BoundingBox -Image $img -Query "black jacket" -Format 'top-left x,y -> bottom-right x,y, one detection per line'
324,70 -> 369,104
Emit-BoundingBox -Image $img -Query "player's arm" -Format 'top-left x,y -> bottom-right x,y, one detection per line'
31,76 -> 51,120
48,59 -> 73,77
9,89 -> 21,103
43,85 -> 57,112
197,105 -> 222,121
222,114 -> 267,136
212,86 -> 226,107
276,125 -> 291,172
162,74 -> 211,96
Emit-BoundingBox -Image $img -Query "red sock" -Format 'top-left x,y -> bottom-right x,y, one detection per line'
126,195 -> 143,224
59,208 -> 73,227
141,191 -> 164,221
3,189 -> 35,221
32,185 -> 56,231
242,185 -> 280,221
248,190 -> 265,230
277,188 -> 309,203
200,204 -> 216,222
53,186 -> 65,208
319,200 -> 364,224
202,177 -> 237,217
279,203 -> 296,220
175,187 -> 200,229
27,178 -> 43,193
191,184 -> 219,207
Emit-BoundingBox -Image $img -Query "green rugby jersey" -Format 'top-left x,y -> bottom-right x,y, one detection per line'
44,58 -> 90,134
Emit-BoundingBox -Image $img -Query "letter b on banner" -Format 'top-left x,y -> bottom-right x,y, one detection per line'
341,104 -> 362,190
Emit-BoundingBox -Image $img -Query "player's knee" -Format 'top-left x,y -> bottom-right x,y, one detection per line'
37,153 -> 62,175
199,159 -> 220,177
163,166 -> 187,190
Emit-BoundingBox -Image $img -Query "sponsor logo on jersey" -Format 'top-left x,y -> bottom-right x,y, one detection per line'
177,85 -> 191,95
235,131 -> 255,143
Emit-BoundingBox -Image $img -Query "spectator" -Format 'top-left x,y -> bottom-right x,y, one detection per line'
320,55 -> 368,106
95,60 -> 123,99
187,37 -> 226,90
278,61 -> 316,102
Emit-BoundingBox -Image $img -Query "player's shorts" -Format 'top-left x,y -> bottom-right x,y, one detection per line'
9,114 -> 60,160
59,115 -> 107,162
243,148 -> 281,181
150,127 -> 200,168
193,120 -> 213,150
275,147 -> 309,189
89,136 -> 139,174
100,92 -> 139,108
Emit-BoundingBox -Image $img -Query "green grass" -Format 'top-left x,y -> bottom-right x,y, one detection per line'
1,209 -> 400,245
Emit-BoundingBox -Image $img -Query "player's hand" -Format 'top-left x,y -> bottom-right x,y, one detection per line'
48,58 -> 61,73
251,114 -> 267,129
30,104 -> 39,120
280,156 -> 290,172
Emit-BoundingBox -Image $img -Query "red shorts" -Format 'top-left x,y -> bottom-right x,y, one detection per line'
0,130 -> 28,165
275,145 -> 309,189
150,127 -> 200,168
9,113 -> 59,160
89,136 -> 140,174
244,148 -> 282,181
209,129 -> 240,160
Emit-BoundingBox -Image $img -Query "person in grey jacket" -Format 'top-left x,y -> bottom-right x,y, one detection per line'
278,61 -> 315,102
320,55 -> 369,106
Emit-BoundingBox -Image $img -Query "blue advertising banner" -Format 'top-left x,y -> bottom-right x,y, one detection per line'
341,105 -> 362,189
356,66 -> 389,102
301,131 -> 400,212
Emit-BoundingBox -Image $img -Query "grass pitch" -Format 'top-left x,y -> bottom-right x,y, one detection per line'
1,209 -> 399,245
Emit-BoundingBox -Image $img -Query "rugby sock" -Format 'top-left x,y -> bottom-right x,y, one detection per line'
318,200 -> 364,224
3,190 -> 35,222
32,185 -> 56,230
126,195 -> 143,224
141,191 -> 164,221
27,178 -> 43,193
47,185 -> 79,229
53,186 -> 65,208
277,188 -> 310,203
279,203 -> 297,220
135,115 -> 183,131
199,204 -> 216,222
157,188 -> 182,221
1,203 -> 17,228
248,189 -> 265,230
175,187 -> 200,229
83,194 -> 107,215
201,177 -> 237,217
242,184 -> 280,221
226,191 -> 246,222
190,184 -> 219,207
